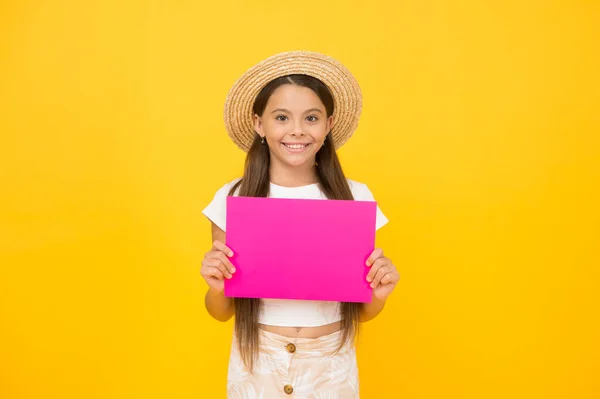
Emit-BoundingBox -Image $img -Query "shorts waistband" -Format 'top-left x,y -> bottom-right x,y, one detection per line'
257,328 -> 353,357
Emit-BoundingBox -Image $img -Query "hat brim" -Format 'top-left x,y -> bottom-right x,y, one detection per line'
223,51 -> 363,152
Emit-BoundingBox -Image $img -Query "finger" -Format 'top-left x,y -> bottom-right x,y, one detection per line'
381,270 -> 400,285
205,251 -> 236,275
366,257 -> 388,282
216,251 -> 236,274
203,259 -> 231,279
212,240 -> 234,257
366,248 -> 383,267
203,265 -> 225,280
380,273 -> 392,285
371,266 -> 390,288
379,268 -> 401,286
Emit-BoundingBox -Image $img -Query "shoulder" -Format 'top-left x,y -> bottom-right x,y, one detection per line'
346,178 -> 389,230
211,177 -> 243,198
202,177 -> 242,232
346,178 -> 376,201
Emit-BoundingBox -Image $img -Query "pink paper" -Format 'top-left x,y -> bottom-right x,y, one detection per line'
224,196 -> 377,303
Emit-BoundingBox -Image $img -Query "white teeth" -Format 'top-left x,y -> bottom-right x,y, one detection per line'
284,143 -> 308,149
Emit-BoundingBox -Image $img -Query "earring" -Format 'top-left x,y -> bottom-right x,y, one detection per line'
261,137 -> 265,144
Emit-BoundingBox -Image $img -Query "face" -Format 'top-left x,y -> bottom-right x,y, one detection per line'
254,84 -> 334,168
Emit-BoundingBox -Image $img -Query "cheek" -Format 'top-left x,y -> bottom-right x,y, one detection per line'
309,125 -> 328,141
263,122 -> 286,139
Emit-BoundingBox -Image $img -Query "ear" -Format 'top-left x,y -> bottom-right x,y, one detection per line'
326,115 -> 334,135
253,114 -> 264,138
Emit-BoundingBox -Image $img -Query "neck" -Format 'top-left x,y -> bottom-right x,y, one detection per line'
269,158 -> 318,188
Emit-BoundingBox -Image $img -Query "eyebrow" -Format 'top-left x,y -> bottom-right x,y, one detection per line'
271,108 -> 323,114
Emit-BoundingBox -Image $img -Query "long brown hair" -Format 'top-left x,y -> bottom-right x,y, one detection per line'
228,74 -> 360,372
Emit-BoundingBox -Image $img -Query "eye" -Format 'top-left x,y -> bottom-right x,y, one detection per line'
275,115 -> 288,121
306,115 -> 318,122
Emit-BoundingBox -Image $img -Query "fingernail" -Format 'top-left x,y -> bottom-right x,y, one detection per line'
228,252 -> 234,257
370,283 -> 375,288
231,268 -> 236,273
366,276 -> 371,282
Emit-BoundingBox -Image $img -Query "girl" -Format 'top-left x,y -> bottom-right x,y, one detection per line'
201,51 -> 400,398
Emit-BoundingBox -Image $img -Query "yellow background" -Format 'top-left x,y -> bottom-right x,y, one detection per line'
1,1 -> 599,398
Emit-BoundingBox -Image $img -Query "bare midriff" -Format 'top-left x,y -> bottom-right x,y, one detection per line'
258,321 -> 342,338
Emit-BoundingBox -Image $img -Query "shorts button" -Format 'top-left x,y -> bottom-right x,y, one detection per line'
286,343 -> 296,353
284,384 -> 293,394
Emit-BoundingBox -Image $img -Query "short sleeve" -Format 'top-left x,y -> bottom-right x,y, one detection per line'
354,183 -> 389,231
201,179 -> 241,232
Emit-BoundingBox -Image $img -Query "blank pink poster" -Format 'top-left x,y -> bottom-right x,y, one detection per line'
224,196 -> 377,303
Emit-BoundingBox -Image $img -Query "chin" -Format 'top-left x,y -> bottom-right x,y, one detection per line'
274,153 -> 316,168
282,157 -> 313,168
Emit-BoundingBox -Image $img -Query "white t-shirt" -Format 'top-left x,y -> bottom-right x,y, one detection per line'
202,178 -> 389,327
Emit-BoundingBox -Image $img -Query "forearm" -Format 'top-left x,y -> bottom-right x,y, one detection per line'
205,288 -> 234,322
359,296 -> 387,322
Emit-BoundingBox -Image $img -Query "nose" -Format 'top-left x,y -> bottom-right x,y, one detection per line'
291,121 -> 305,137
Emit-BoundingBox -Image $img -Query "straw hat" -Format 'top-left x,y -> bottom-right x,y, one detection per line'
223,50 -> 363,152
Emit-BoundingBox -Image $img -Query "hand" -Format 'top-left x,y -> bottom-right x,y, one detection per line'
366,248 -> 400,301
200,240 -> 235,293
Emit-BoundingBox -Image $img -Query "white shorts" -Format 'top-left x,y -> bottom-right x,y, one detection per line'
227,328 -> 360,398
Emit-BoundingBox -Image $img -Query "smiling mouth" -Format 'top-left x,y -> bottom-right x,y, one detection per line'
282,143 -> 311,150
